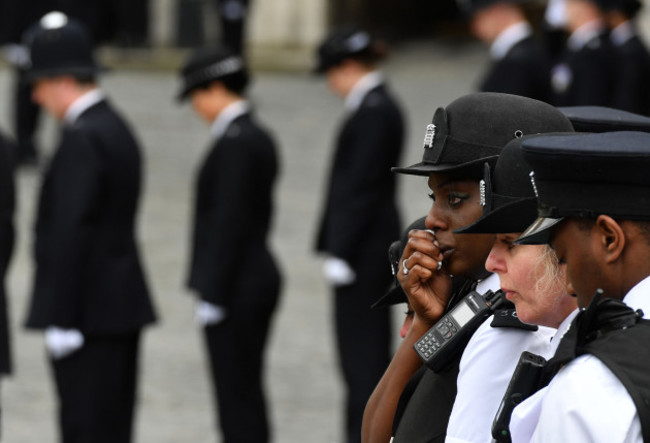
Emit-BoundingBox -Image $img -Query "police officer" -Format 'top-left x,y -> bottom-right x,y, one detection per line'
512,130 -> 650,442
313,26 -> 404,443
459,0 -> 553,102
0,130 -> 15,377
600,0 -> 650,115
215,0 -> 250,55
550,0 -> 616,106
363,92 -> 574,443
24,12 -> 157,443
0,0 -> 53,165
178,45 -> 282,443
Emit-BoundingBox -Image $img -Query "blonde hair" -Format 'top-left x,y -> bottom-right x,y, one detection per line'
534,245 -> 564,295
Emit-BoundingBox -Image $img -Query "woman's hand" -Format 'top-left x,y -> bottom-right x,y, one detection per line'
398,229 -> 452,325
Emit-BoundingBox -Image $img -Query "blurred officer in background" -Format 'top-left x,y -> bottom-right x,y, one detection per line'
215,0 -> 250,55
178,46 -> 282,443
550,0 -> 615,106
313,26 -> 405,443
23,12 -> 157,443
459,0 -> 553,102
600,0 -> 650,115
0,1 -> 53,166
0,130 -> 15,378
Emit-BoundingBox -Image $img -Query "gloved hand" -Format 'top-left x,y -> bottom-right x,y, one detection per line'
45,327 -> 84,359
323,257 -> 356,287
196,300 -> 227,326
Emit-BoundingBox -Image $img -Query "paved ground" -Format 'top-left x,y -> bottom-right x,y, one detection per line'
0,40 -> 487,442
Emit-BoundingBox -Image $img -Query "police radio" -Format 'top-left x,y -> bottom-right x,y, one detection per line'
492,351 -> 548,443
414,289 -> 506,372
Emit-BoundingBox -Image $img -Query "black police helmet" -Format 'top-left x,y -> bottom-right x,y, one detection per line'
27,11 -> 106,81
392,92 -> 574,180
177,46 -> 248,101
314,26 -> 384,74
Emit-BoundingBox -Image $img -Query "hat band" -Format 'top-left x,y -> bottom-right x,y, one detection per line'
422,135 -> 503,166
537,180 -> 650,220
184,56 -> 244,89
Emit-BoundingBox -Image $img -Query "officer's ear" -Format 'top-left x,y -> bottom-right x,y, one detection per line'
595,215 -> 625,264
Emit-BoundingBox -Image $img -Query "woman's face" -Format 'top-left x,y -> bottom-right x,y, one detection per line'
486,233 -> 577,328
425,173 -> 495,280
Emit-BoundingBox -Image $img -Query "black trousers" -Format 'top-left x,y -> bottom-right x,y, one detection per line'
203,304 -> 274,442
215,0 -> 250,54
50,332 -> 141,443
334,251 -> 393,443
13,67 -> 41,163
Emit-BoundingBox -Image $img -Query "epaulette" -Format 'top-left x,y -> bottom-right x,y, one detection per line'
491,307 -> 538,331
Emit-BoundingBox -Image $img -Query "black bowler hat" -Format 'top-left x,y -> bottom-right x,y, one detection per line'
516,131 -> 650,244
372,217 -> 427,308
27,12 -> 106,81
177,46 -> 247,101
392,93 -> 574,179
455,134 -> 571,235
314,26 -> 382,74
560,106 -> 650,133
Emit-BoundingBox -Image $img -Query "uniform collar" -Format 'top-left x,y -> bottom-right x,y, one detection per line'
210,99 -> 249,141
344,71 -> 383,113
476,272 -> 500,294
567,20 -> 605,51
551,307 -> 579,344
610,20 -> 636,46
623,274 -> 650,317
490,22 -> 532,61
63,88 -> 105,125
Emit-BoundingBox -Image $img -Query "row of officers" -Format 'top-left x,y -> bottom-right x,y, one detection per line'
466,0 -> 650,115
1,2 -> 650,443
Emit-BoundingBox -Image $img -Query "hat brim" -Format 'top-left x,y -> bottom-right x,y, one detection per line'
514,217 -> 564,245
455,198 -> 538,234
392,155 -> 499,179
26,64 -> 108,82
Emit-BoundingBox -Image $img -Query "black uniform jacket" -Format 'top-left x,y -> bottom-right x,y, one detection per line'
315,83 -> 404,263
26,99 -> 156,334
611,34 -> 650,116
479,35 -> 553,103
551,32 -> 615,107
187,112 -> 281,309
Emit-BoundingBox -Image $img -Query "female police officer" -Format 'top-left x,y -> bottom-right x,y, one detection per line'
362,92 -> 574,442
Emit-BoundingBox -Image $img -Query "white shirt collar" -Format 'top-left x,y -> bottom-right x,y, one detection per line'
210,100 -> 249,141
476,272 -> 500,294
490,22 -> 533,60
551,307 -> 579,344
63,89 -> 105,124
344,71 -> 384,113
610,20 -> 636,46
623,274 -> 650,317
568,20 -> 605,51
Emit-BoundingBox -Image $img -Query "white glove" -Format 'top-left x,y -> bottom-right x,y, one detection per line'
196,301 -> 227,326
45,327 -> 84,360
323,257 -> 356,286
